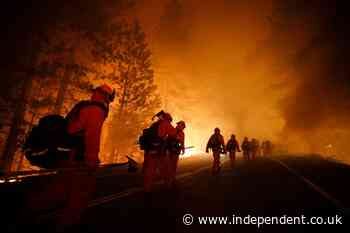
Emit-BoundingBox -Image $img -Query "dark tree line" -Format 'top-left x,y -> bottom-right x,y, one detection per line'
0,0 -> 160,171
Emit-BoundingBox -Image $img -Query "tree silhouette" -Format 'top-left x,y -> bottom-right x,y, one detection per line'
94,21 -> 161,162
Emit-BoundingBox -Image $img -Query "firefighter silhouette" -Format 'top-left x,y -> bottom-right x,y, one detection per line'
206,128 -> 226,175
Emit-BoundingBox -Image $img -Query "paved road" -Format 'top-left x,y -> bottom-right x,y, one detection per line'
3,154 -> 350,232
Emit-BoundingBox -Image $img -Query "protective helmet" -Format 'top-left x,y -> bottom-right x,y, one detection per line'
152,110 -> 166,120
94,84 -> 115,102
163,113 -> 173,122
176,120 -> 186,128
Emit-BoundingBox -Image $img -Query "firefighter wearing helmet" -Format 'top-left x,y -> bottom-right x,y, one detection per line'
56,84 -> 115,230
226,134 -> 241,168
241,137 -> 250,160
206,127 -> 226,175
143,110 -> 177,204
165,120 -> 186,191
19,84 -> 116,232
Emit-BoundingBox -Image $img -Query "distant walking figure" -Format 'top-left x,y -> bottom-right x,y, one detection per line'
241,137 -> 250,161
206,128 -> 225,175
226,134 -> 241,168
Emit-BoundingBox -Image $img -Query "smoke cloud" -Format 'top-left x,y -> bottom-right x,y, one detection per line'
120,0 -> 350,161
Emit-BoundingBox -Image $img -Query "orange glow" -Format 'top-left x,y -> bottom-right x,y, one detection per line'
119,0 -> 350,164
181,147 -> 204,158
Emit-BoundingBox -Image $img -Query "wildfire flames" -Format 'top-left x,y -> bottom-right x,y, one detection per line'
1,0 -> 350,168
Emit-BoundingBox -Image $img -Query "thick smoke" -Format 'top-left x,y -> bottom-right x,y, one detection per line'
267,0 -> 350,160
126,0 -> 350,161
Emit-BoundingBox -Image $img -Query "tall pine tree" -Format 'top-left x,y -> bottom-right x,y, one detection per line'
94,21 -> 161,162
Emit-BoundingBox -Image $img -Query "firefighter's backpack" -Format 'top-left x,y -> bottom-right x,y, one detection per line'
23,101 -> 108,169
138,121 -> 163,151
23,114 -> 72,169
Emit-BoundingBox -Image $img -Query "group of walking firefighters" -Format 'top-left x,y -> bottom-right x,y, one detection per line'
206,127 -> 273,175
141,111 -> 274,195
14,85 -> 273,232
